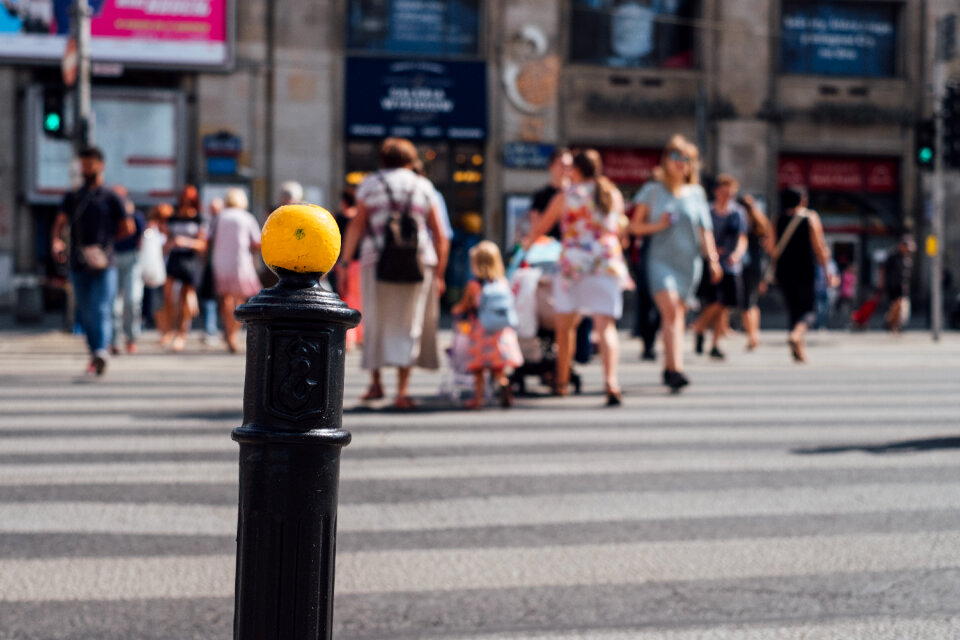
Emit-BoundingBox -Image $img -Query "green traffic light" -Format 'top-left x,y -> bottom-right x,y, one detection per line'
919,147 -> 933,164
44,112 -> 61,132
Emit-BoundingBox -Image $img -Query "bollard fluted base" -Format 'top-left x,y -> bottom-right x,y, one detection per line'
232,426 -> 350,640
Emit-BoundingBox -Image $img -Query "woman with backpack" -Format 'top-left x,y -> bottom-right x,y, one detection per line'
340,138 -> 449,410
524,149 -> 631,406
451,241 -> 524,409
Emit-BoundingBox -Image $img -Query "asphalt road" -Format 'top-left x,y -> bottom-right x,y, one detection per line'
1,327 -> 959,639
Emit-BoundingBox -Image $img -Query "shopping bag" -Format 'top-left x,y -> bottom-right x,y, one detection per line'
140,228 -> 167,287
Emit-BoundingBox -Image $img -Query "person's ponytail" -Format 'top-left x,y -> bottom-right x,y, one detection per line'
594,175 -> 616,213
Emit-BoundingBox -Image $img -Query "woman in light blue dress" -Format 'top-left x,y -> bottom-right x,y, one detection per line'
629,135 -> 722,391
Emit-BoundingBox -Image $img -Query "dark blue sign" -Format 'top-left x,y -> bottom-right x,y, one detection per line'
202,131 -> 242,156
206,156 -> 237,176
781,2 -> 897,78
345,58 -> 487,140
503,142 -> 554,170
203,131 -> 241,176
347,0 -> 479,56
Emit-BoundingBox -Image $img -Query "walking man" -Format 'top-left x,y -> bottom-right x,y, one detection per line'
51,147 -> 135,375
692,174 -> 748,359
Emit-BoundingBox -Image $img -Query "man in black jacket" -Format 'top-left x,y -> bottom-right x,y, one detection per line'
51,147 -> 135,375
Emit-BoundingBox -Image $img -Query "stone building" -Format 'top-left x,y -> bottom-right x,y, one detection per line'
1,0 -> 958,319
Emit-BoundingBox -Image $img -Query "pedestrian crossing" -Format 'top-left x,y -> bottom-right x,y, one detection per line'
1,330 -> 960,638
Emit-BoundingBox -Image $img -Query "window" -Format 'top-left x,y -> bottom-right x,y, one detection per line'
780,2 -> 899,78
569,0 -> 697,69
346,0 -> 480,56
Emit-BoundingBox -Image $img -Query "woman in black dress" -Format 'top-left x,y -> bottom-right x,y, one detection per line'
774,187 -> 836,362
161,185 -> 207,352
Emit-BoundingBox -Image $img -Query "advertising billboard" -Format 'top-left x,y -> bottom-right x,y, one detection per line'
0,0 -> 230,68
780,2 -> 897,78
26,86 -> 186,204
569,0 -> 696,69
346,0 -> 480,56
345,57 -> 487,140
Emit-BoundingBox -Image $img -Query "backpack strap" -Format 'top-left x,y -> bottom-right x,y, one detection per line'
376,172 -> 399,213
376,171 -> 417,217
372,171 -> 418,254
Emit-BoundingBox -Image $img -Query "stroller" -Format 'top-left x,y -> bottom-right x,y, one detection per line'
439,317 -> 482,402
507,240 -> 582,396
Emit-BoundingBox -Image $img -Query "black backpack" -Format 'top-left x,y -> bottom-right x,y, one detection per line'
375,173 -> 423,283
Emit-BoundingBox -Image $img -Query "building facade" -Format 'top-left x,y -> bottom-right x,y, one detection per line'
1,0 -> 958,317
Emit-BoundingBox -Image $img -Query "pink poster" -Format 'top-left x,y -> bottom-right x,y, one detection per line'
93,0 -> 226,43
0,0 -> 230,67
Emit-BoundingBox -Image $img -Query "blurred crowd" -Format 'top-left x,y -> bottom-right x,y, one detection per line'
55,138 -> 917,403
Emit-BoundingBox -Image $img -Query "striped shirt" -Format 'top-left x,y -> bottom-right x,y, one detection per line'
356,168 -> 438,268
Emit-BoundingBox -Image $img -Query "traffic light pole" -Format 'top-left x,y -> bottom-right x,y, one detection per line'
63,0 -> 91,333
72,0 -> 91,152
932,60 -> 945,341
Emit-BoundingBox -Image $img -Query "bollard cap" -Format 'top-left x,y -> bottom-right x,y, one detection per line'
237,202 -> 358,328
261,204 -> 341,276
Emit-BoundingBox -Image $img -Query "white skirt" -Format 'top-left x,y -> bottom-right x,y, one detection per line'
553,274 -> 623,319
360,264 -> 439,371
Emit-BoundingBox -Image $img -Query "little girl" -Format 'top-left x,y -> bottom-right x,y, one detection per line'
451,241 -> 524,409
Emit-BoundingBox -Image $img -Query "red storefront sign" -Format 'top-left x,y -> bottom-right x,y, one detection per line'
778,155 -> 899,194
864,160 -> 898,193
598,148 -> 662,185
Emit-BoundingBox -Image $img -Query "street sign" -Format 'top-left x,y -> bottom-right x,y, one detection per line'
503,142 -> 554,170
203,131 -> 242,176
926,235 -> 939,257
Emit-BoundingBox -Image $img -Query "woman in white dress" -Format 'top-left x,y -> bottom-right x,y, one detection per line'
341,138 -> 449,409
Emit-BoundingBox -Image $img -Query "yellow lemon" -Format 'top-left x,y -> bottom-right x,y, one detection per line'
261,204 -> 341,274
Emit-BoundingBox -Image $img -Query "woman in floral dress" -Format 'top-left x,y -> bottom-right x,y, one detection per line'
524,149 -> 631,405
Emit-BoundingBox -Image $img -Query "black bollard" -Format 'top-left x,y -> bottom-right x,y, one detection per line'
232,267 -> 360,640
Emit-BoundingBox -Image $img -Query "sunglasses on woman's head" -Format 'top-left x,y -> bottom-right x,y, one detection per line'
667,150 -> 691,163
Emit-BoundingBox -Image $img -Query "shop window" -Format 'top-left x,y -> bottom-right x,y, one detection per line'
780,2 -> 899,78
344,139 -> 484,232
346,0 -> 481,56
569,0 -> 697,69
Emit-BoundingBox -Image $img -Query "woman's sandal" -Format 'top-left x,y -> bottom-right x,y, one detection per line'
360,384 -> 385,401
788,338 -> 806,363
394,396 -> 417,411
463,398 -> 484,410
498,383 -> 514,408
